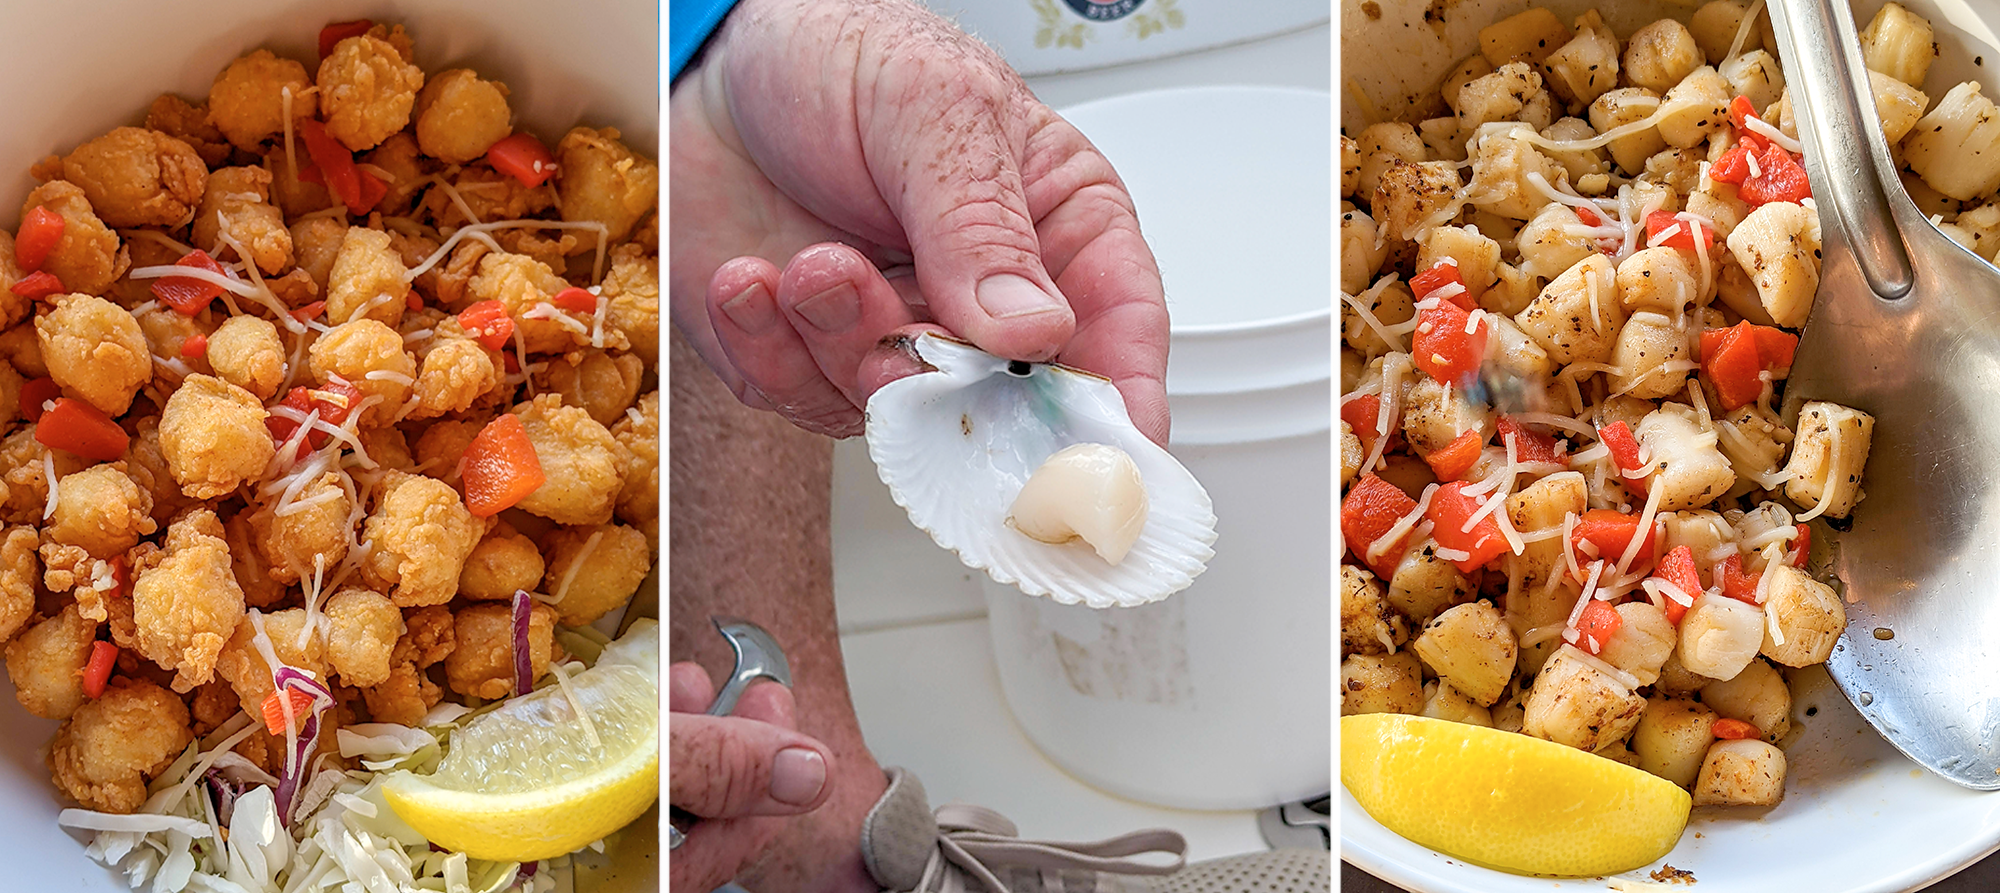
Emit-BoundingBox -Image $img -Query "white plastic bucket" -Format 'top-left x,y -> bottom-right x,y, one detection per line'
915,0 -> 1329,77
983,86 -> 1331,810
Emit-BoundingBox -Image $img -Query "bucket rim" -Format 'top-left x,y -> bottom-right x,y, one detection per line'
1169,305 -> 1331,339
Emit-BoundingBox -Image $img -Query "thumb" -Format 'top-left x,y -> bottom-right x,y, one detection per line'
870,67 -> 1074,362
669,711 -> 836,818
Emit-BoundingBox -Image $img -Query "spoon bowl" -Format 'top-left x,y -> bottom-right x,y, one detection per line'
1774,0 -> 2000,788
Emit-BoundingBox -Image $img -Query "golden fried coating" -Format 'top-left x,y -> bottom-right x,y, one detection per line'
543,523 -> 650,626
430,241 -> 489,311
131,509 -> 246,691
538,349 -> 643,427
444,601 -> 555,700
262,146 -> 333,218
611,390 -> 658,540
307,318 -> 414,426
326,226 -> 410,327
206,315 -> 285,400
47,677 -> 192,813
359,425 -> 414,471
123,417 -> 192,526
6,604 -> 95,720
415,69 -> 512,165
555,127 -> 658,248
410,335 -> 499,420
22,181 -> 126,299
0,233 -> 24,333
362,603 -> 453,724
324,589 -> 401,687
513,394 -> 630,525
160,374 -> 273,499
290,216 -> 347,294
104,235 -> 181,309
248,472 -> 351,585
458,521 -> 544,601
214,607 -> 326,712
0,358 -> 23,431
46,464 -> 155,560
492,228 -> 578,278
363,133 -> 436,218
413,418 -> 480,487
131,303 -> 211,390
146,94 -> 231,168
60,127 -> 207,229
207,50 -> 317,151
361,471 -> 480,607
425,166 -> 556,228
188,679 -> 238,735
467,252 -> 584,353
318,34 -> 424,152
193,165 -> 292,275
601,243 -> 659,366
0,425 -> 83,526
221,510 -> 286,609
37,293 -> 150,416
0,527 -> 36,646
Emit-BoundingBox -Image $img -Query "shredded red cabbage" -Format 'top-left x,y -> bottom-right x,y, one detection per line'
512,590 -> 532,696
205,771 -> 242,826
270,666 -> 337,822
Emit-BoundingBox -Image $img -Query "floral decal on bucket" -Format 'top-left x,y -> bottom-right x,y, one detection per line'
1031,0 -> 1184,49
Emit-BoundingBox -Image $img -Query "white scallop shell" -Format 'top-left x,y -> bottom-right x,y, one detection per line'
863,333 -> 1217,608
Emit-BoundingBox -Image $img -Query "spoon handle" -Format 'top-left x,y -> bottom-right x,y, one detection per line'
1767,0 -> 1915,299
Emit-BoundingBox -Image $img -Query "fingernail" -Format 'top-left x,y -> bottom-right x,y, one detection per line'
719,283 -> 782,335
792,283 -> 862,333
770,747 -> 827,805
976,274 -> 1061,319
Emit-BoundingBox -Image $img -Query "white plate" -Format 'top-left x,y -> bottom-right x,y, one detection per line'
0,2 -> 652,889
1341,0 -> 2000,889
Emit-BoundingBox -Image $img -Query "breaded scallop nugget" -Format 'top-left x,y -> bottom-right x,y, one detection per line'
318,34 -> 424,152
207,49 -> 317,151
415,69 -> 513,164
22,181 -> 126,298
36,293 -> 150,416
47,677 -> 191,812
60,127 -> 207,229
159,374 -> 273,500
555,127 -> 658,248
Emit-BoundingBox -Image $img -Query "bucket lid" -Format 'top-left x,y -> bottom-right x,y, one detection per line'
1056,86 -> 1330,395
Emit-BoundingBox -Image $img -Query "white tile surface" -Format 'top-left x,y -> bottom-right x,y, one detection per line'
842,617 -> 1267,861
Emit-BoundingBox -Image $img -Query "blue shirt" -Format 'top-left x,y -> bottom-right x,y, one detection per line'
670,0 -> 743,81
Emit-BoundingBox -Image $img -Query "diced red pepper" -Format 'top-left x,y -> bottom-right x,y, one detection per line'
1738,141 -> 1811,205
318,19 -> 374,60
1341,394 -> 1399,464
462,414 -> 548,517
1569,509 -> 1658,575
261,686 -> 319,736
486,132 -> 559,189
1428,481 -> 1511,573
1576,599 -> 1624,656
1653,545 -> 1703,625
298,119 -> 377,211
152,250 -> 228,314
552,286 -> 599,314
1597,420 -> 1650,496
179,334 -> 208,359
1791,523 -> 1812,568
15,206 -> 64,272
11,271 -> 63,301
266,381 -> 366,451
1710,143 -> 1753,185
1712,718 -> 1761,740
82,641 -> 117,700
1700,321 -> 1799,410
1410,261 -> 1474,311
19,378 -> 59,423
1342,473 -> 1419,578
1411,300 -> 1488,385
1496,416 -> 1565,464
1719,553 -> 1762,604
1728,95 -> 1760,132
35,398 -> 129,461
1644,209 -> 1713,252
291,300 -> 328,322
458,300 -> 516,352
1424,429 -> 1486,482
405,291 -> 424,312
1573,205 -> 1603,227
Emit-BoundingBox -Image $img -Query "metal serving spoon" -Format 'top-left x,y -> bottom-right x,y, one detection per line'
1771,0 -> 2000,788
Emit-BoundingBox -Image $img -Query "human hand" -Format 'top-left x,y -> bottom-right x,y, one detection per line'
668,0 -> 1170,443
667,661 -> 836,892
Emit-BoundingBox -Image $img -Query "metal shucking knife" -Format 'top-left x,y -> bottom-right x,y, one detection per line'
669,618 -> 794,850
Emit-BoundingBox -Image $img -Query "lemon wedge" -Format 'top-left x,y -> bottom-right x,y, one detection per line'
382,621 -> 659,862
1342,713 -> 1691,876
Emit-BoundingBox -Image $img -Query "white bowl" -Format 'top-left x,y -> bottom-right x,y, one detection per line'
1341,0 -> 2000,889
917,0 -> 1329,77
0,2 -> 653,889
